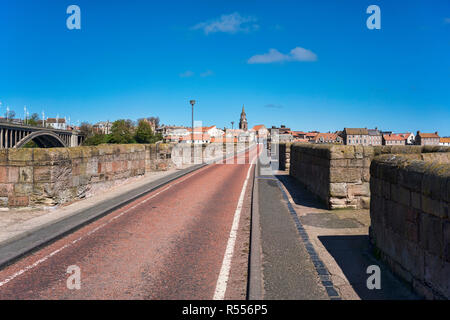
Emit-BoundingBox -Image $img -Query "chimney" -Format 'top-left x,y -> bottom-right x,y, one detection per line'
435,131 -> 438,135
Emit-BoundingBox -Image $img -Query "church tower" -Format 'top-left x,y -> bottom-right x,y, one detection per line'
239,105 -> 248,131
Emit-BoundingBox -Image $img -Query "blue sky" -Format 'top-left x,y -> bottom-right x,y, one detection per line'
1,0 -> 449,134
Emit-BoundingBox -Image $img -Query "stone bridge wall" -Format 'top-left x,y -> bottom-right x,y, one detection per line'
279,143 -> 292,171
370,155 -> 450,299
0,145 -> 152,207
289,144 -> 450,209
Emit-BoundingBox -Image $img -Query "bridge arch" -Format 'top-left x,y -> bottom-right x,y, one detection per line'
14,131 -> 67,148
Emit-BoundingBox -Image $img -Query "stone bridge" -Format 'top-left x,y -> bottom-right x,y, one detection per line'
0,122 -> 83,149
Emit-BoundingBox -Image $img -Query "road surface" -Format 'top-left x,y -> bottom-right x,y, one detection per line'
0,147 -> 258,300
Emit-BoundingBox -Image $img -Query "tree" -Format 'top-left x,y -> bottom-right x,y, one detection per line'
148,116 -> 160,128
80,122 -> 94,138
108,119 -> 135,144
5,110 -> 15,121
134,119 -> 154,143
83,133 -> 109,146
27,113 -> 40,126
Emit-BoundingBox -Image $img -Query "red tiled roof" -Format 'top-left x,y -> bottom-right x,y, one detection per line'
418,132 -> 439,138
306,132 -> 319,137
313,133 -> 338,142
383,134 -> 406,141
252,125 -> 266,131
440,137 -> 450,143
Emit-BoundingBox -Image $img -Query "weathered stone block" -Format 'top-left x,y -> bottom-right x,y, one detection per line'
19,167 -> 33,183
382,181 -> 391,199
7,167 -> 19,183
348,183 -> 370,197
330,167 -> 361,183
411,191 -> 421,210
0,183 -> 13,197
14,183 -> 33,195
361,196 -> 370,209
8,149 -> 33,163
0,166 -> 7,183
8,195 -> 29,207
419,213 -> 443,256
329,183 -> 347,197
397,186 -> 411,207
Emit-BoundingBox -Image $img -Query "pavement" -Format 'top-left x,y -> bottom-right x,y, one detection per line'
0,147 -> 259,299
249,158 -> 329,300
267,169 -> 420,300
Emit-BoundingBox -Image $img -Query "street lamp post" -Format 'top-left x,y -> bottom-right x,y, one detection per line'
190,100 -> 196,144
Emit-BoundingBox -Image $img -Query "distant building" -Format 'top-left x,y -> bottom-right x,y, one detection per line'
343,128 -> 370,145
46,118 -> 67,130
179,133 -> 211,144
367,128 -> 382,145
382,134 -> 406,145
93,121 -> 112,134
398,132 -> 415,145
251,125 -> 269,139
305,131 -> 319,142
269,125 -> 293,143
291,131 -> 307,140
239,105 -> 248,131
313,132 -> 343,144
439,137 -> 450,146
415,131 -> 440,145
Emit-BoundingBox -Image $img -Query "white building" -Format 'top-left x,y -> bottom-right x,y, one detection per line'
46,118 -> 67,130
93,121 -> 112,134
440,137 -> 450,146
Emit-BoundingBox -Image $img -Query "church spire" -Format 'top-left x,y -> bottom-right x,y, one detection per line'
239,104 -> 248,131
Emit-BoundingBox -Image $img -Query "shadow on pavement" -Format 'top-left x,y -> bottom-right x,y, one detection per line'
275,174 -> 328,210
319,235 -> 420,300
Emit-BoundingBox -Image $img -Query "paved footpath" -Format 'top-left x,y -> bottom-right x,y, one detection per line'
0,148 -> 258,299
250,156 -> 419,300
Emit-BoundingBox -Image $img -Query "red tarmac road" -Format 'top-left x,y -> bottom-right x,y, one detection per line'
0,148 -> 258,299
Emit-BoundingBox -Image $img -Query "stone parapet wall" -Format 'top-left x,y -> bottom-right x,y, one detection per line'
289,143 -> 450,209
279,143 -> 292,171
0,144 -> 173,208
370,155 -> 450,299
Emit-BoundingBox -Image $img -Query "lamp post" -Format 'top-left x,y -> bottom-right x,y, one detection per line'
190,100 -> 196,144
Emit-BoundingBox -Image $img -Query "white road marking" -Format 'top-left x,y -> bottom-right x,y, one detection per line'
0,165 -> 210,288
213,147 -> 259,300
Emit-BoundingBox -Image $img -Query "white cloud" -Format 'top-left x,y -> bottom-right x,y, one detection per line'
248,47 -> 317,64
265,104 -> 283,109
192,12 -> 259,35
180,70 -> 194,78
200,70 -> 214,77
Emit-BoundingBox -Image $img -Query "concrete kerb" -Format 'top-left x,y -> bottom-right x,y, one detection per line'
247,157 -> 264,300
